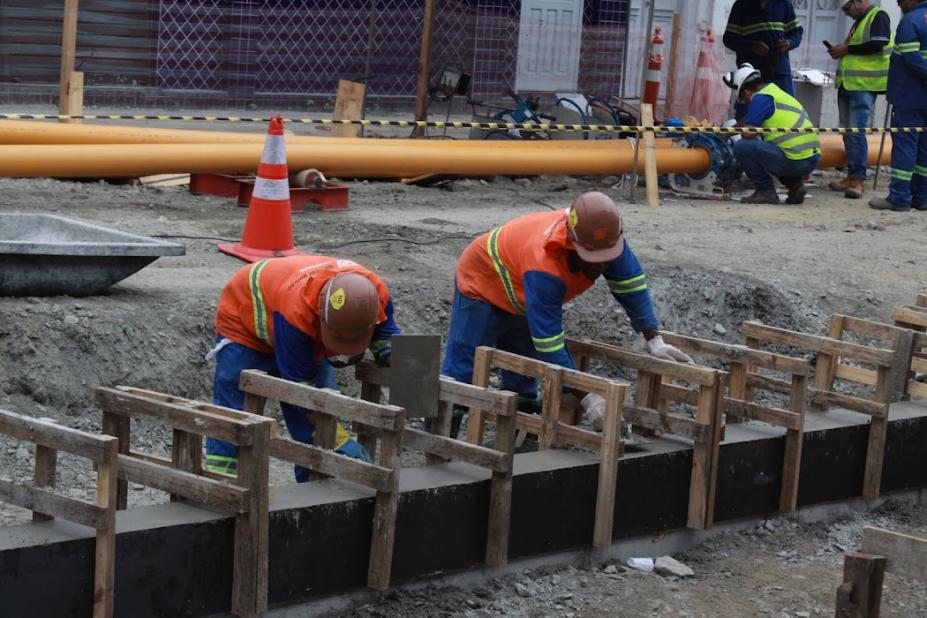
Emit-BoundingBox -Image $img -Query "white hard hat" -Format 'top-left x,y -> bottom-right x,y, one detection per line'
722,63 -> 762,94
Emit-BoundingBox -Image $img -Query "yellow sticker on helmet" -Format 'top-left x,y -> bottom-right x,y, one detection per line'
329,287 -> 346,310
569,208 -> 578,229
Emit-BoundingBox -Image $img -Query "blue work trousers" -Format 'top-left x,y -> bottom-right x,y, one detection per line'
734,138 -> 818,192
888,107 -> 927,208
206,339 -> 337,483
838,88 -> 877,180
441,285 -> 539,399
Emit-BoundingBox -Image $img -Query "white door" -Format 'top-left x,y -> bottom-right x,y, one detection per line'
623,0 -> 678,99
791,0 -> 849,70
515,0 -> 583,92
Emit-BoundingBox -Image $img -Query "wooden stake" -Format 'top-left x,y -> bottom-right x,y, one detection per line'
332,80 -> 366,138
835,552 -> 885,618
412,0 -> 437,138
663,13 -> 683,120
466,347 -> 493,445
367,425 -> 403,591
66,71 -> 84,123
33,445 -> 57,522
58,0 -> 80,121
592,383 -> 624,548
779,373 -> 806,512
93,441 -> 118,618
641,103 -> 659,207
101,412 -> 130,510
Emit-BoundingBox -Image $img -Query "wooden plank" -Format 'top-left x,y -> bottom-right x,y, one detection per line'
128,386 -> 256,422
562,367 -> 629,398
57,0 -> 80,120
367,425 -> 402,591
238,371 -> 404,431
741,321 -> 895,367
726,361 -> 749,424
425,400 -> 453,466
834,364 -> 878,386
567,337 -> 719,385
909,380 -> 927,398
236,420 -> 270,614
687,381 -> 723,530
412,0 -> 437,137
137,173 -> 190,188
662,12 -> 683,120
779,374 -> 806,512
95,388 -> 252,445
746,372 -> 793,395
860,526 -> 927,580
812,316 -> 845,407
893,306 -> 927,329
890,330 -> 915,402
910,356 -> 927,374
703,379 -> 725,529
660,331 -> 810,375
466,347 -> 494,445
118,455 -> 248,513
540,366 -> 563,449
723,399 -> 803,431
404,427 -> 507,472
592,383 -> 624,548
270,437 -> 392,492
810,390 -> 886,418
622,405 -> 709,442
839,315 -> 902,342
357,381 -> 382,462
0,408 -> 114,462
555,422 -> 605,450
32,444 -> 57,522
101,412 -> 130,510
658,382 -> 699,405
130,449 -> 232,483
93,440 -> 118,618
641,103 -> 659,207
835,552 -> 886,618
485,396 -> 516,568
171,430 -> 202,503
0,478 -> 105,529
332,80 -> 366,138
917,294 -> 927,309
862,366 -> 892,499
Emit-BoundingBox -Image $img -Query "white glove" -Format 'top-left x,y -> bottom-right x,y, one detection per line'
646,336 -> 694,363
581,393 -> 606,432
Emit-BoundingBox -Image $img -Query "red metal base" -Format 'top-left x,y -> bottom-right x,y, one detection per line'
237,180 -> 350,212
217,242 -> 305,264
189,173 -> 249,198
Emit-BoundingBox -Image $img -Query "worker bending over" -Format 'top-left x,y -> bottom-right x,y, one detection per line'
725,63 -> 821,205
441,191 -> 692,436
869,0 -> 927,212
206,255 -> 399,480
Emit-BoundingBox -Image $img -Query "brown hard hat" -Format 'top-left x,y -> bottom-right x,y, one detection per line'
318,273 -> 380,356
567,191 -> 624,262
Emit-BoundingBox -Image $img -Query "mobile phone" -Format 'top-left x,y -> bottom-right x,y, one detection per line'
823,40 -> 833,49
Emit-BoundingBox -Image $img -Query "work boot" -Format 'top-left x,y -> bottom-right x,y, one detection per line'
912,202 -> 927,211
741,190 -> 780,204
782,178 -> 807,205
449,405 -> 467,439
869,197 -> 910,212
828,174 -> 850,192
844,176 -> 864,199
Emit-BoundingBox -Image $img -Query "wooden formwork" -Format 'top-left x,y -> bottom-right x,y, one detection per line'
464,346 -> 628,548
740,320 -> 904,500
892,299 -> 927,401
94,386 -> 273,617
236,370 -> 405,591
658,332 -> 810,513
566,337 -> 725,530
353,360 -> 519,567
0,409 -> 118,618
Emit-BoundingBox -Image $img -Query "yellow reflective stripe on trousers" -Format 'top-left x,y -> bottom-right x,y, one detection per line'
914,165 -> 927,177
205,454 -> 238,474
249,259 -> 273,347
608,273 -> 647,295
486,227 -> 526,314
532,331 -> 566,353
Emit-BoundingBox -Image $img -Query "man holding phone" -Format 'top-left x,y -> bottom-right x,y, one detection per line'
827,0 -> 893,200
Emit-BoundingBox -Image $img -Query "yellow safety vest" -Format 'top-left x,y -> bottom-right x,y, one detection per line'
836,8 -> 893,92
759,84 -> 821,161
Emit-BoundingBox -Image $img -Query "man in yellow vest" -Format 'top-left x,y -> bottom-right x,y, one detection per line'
725,63 -> 822,204
827,0 -> 893,199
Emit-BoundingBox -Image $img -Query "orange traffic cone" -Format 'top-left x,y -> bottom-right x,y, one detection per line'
688,29 -> 728,125
218,115 -> 305,262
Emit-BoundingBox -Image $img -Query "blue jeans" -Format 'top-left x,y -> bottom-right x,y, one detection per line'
734,138 -> 818,192
206,339 -> 350,483
887,106 -> 927,208
441,285 -> 539,399
838,88 -> 877,180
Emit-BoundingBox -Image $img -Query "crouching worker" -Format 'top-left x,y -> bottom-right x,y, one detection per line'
205,255 -> 400,481
441,191 -> 692,438
724,63 -> 821,204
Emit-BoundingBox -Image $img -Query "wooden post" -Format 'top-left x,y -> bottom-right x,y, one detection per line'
231,420 -> 271,616
835,552 -> 886,618
466,347 -> 493,445
862,366 -> 892,499
332,80 -> 366,138
412,0 -> 437,137
727,361 -> 748,424
33,445 -> 58,522
58,0 -> 80,121
66,71 -> 84,122
367,424 -> 403,590
641,103 -> 659,207
358,382 -> 382,462
889,329 -> 914,401
663,12 -> 682,120
93,439 -> 118,618
780,373 -> 806,512
592,383 -> 624,548
101,412 -> 130,510
485,398 -> 516,567
688,381 -> 721,529
426,399 -> 452,465
170,429 -> 202,502
540,366 -> 563,449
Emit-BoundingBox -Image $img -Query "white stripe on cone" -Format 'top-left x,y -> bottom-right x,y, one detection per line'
647,69 -> 661,82
697,67 -> 715,81
261,135 -> 287,165
253,177 -> 290,200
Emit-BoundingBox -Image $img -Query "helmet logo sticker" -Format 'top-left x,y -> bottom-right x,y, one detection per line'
569,208 -> 578,229
329,287 -> 346,310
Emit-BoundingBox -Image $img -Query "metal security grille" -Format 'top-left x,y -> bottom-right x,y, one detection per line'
156,0 -> 226,92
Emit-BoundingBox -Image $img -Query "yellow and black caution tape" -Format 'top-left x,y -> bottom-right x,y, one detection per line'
0,112 -> 924,134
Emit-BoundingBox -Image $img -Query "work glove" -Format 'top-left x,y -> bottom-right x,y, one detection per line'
373,345 -> 392,367
581,393 -> 607,432
646,336 -> 694,364
334,437 -> 372,463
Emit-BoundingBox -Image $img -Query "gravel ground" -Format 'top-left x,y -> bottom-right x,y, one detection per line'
1,159 -> 926,615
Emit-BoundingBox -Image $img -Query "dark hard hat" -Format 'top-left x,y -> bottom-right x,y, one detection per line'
567,191 -> 624,262
318,273 -> 379,355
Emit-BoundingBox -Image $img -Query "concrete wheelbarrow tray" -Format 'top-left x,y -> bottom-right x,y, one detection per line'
0,213 -> 185,296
